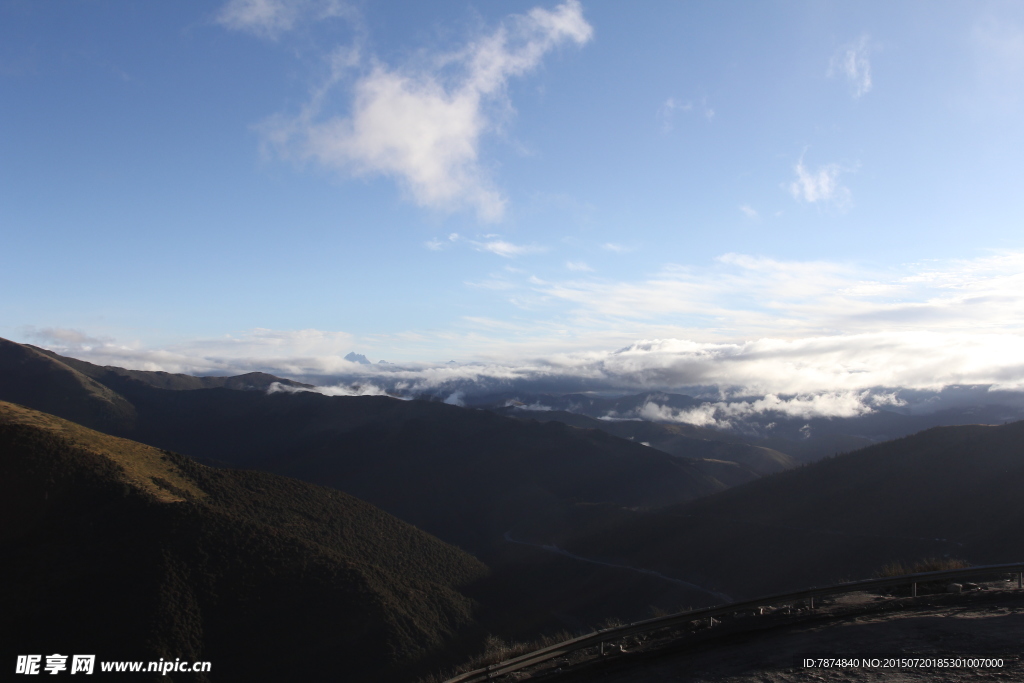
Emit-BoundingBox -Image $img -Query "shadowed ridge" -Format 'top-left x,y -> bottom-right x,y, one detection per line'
0,400 -> 489,682
0,337 -> 136,430
565,420 -> 1024,601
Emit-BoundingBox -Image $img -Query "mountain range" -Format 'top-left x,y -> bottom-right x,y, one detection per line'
0,338 -> 760,554
3,335 -> 1024,680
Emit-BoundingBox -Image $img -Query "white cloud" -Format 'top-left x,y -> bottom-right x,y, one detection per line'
426,231 -> 462,251
217,0 -> 298,38
216,0 -> 349,40
602,242 -> 632,253
788,158 -> 851,207
261,1 -> 592,221
27,327 -> 1024,401
829,35 -> 873,99
268,380 -> 391,397
472,239 -> 546,258
739,205 -> 758,219
566,261 -> 593,272
637,391 -> 879,428
656,96 -> 713,131
444,390 -> 466,406
657,97 -> 692,132
526,250 -> 1024,343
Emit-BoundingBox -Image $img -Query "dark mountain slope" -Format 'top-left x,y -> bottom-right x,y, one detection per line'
98,383 -> 726,552
275,405 -> 726,552
566,421 -> 1024,601
0,400 -> 486,682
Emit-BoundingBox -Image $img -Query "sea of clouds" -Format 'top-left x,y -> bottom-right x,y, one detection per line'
24,327 -> 1024,427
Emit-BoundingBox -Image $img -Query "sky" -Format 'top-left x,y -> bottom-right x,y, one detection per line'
2,0 -> 1024,405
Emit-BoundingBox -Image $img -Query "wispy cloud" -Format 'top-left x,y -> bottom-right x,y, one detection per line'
472,239 -> 546,258
970,12 -> 1024,113
527,250 -> 1024,343
465,275 -> 517,290
656,96 -> 713,132
788,158 -> 851,207
739,205 -> 758,219
828,35 -> 873,99
602,242 -> 633,253
24,327 -> 114,351
425,232 -> 460,251
657,97 -> 692,132
216,0 -> 350,40
566,261 -> 593,272
258,1 -> 592,221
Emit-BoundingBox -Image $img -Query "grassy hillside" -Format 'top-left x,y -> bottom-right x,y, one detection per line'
0,401 -> 487,682
566,420 -> 1024,601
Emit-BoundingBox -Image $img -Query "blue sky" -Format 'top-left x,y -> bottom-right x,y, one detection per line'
2,0 -> 1024,402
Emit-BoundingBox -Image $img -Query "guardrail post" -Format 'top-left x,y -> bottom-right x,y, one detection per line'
809,596 -> 814,610
600,641 -> 604,656
1018,572 -> 1022,589
911,582 -> 917,598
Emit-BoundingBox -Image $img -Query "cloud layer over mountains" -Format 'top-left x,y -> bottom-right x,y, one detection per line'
23,327 -> 1024,425
19,244 -> 1024,426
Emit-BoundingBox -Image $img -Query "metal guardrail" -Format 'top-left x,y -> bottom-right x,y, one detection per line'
443,562 -> 1024,683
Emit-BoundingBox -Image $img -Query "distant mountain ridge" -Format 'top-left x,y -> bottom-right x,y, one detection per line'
492,405 -> 798,485
29,342 -> 313,391
482,389 -> 1024,462
0,337 -> 138,430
